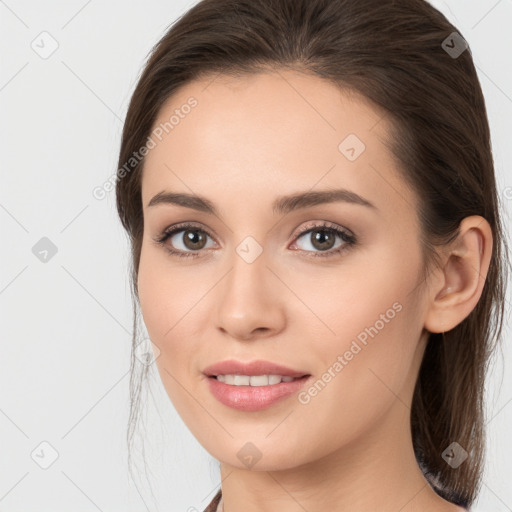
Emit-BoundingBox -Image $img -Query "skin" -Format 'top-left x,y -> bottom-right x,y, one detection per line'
137,69 -> 492,511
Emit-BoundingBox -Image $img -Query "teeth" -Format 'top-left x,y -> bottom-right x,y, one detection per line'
216,374 -> 297,386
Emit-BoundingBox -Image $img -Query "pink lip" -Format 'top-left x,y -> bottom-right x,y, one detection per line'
202,359 -> 309,378
203,359 -> 311,411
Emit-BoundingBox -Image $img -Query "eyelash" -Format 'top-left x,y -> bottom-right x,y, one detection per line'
153,221 -> 357,260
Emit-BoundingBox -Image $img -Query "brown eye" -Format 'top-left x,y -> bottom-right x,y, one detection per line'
308,229 -> 337,251
291,222 -> 357,258
155,223 -> 216,258
180,229 -> 208,250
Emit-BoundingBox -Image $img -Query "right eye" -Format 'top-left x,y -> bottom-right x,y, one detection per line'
153,222 -> 217,259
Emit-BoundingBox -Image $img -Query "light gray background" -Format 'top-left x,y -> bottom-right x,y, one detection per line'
1,1 -> 511,511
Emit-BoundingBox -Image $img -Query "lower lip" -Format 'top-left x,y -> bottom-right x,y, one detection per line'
206,375 -> 311,411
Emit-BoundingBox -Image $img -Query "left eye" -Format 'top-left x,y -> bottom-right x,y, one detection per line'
290,223 -> 356,257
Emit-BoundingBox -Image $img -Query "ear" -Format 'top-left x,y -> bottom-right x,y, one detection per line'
424,216 -> 493,334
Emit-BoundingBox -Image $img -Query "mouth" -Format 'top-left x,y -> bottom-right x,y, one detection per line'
203,359 -> 310,381
203,360 -> 312,411
208,374 -> 310,386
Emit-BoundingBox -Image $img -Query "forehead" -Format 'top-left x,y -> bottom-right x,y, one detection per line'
140,70 -> 416,220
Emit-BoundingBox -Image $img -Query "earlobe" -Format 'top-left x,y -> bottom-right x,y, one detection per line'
424,216 -> 493,334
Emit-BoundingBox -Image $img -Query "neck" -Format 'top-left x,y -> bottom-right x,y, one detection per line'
217,400 -> 463,512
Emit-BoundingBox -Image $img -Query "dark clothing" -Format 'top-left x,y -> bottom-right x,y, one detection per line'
203,489 -> 222,512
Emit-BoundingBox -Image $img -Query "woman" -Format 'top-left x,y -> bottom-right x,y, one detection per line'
115,0 -> 509,510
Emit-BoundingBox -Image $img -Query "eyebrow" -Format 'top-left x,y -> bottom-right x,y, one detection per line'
147,188 -> 376,215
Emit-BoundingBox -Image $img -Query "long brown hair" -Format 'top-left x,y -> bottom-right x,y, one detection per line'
115,0 -> 509,506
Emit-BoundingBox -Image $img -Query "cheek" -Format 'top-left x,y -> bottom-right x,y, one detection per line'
291,251 -> 425,447
295,299 -> 422,458
137,253 -> 170,343
296,247 -> 421,355
315,295 -> 421,395
137,245 -> 198,360
137,253 -> 201,416
137,243 -> 222,394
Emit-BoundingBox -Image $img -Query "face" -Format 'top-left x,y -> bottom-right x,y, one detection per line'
137,70 -> 431,471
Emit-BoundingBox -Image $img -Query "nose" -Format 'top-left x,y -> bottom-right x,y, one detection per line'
214,249 -> 286,342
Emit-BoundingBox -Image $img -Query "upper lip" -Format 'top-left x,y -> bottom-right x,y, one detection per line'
203,359 -> 310,378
